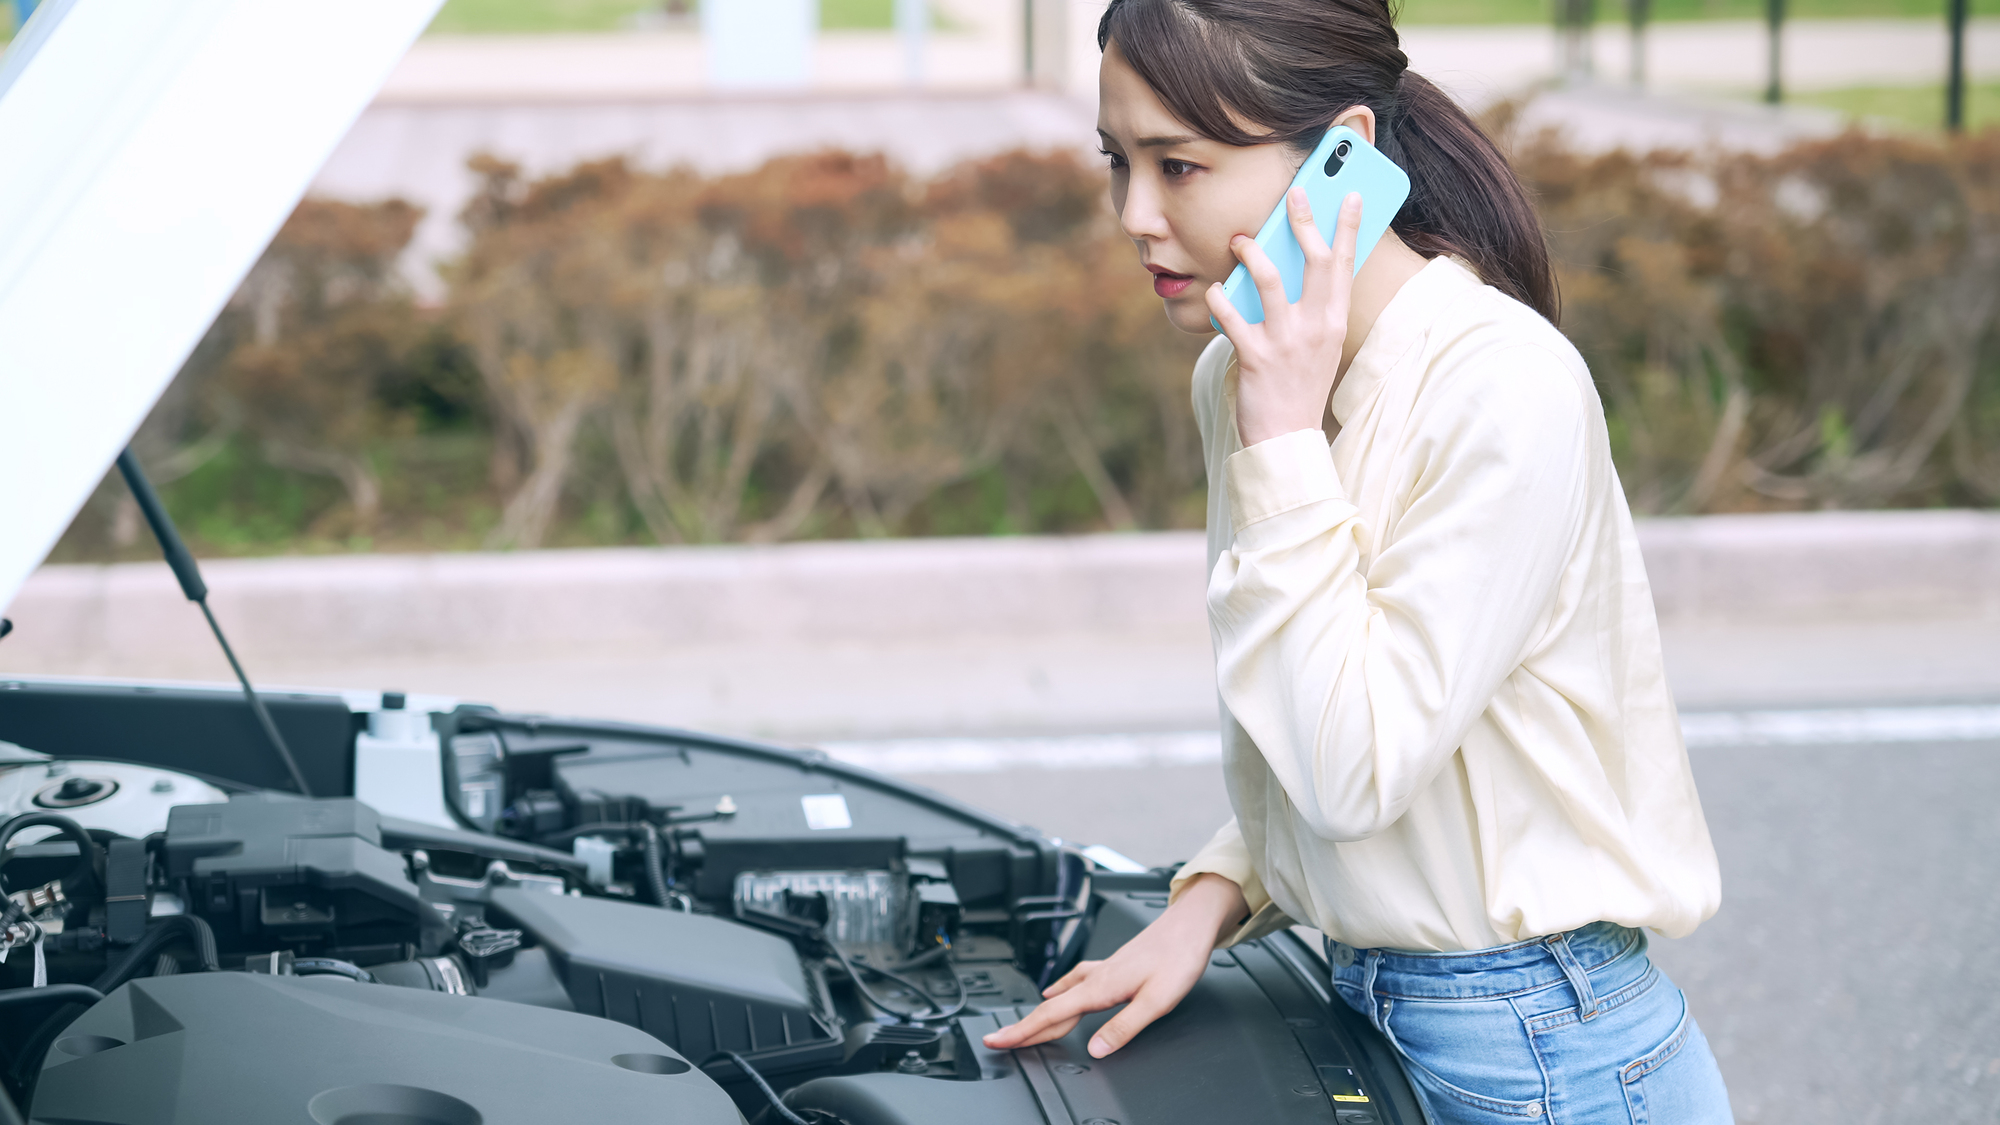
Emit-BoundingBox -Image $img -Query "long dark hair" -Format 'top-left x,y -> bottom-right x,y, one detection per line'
1099,0 -> 1559,322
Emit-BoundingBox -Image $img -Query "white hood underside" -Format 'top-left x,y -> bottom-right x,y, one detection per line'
0,0 -> 442,612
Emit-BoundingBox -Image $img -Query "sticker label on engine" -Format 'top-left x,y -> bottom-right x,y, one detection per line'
801,793 -> 853,830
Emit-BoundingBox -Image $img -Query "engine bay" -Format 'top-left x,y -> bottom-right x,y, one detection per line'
0,679 -> 1419,1125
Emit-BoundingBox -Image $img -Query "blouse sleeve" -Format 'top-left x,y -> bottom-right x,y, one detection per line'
1168,816 -> 1295,948
1207,344 -> 1592,843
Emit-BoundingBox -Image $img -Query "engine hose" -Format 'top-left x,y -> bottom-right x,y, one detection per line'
293,958 -> 377,983
826,943 -> 967,1024
874,954 -> 965,1022
0,984 -> 105,1013
0,1079 -> 24,1125
699,1050 -> 811,1125
642,824 -> 675,909
882,945 -> 950,971
0,988 -> 105,1106
0,812 -> 104,899
92,915 -> 219,993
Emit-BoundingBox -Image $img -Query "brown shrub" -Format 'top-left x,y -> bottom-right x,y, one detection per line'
218,199 -> 426,536
444,147 -> 1202,546
1517,128 -> 2000,513
82,130 -> 2000,562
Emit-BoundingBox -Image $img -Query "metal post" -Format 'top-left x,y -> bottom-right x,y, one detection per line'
1947,0 -> 1969,132
1629,0 -> 1650,87
1765,0 -> 1785,104
896,0 -> 927,87
1023,0 -> 1035,86
1557,0 -> 1596,84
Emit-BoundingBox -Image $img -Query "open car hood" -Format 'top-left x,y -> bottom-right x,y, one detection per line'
0,0 -> 440,610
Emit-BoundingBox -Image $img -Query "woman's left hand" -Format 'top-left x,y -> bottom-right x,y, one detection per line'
1205,188 -> 1363,448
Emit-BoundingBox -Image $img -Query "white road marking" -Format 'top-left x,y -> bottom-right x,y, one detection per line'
1677,704 -> 2000,748
821,703 -> 2000,773
819,730 -> 1224,774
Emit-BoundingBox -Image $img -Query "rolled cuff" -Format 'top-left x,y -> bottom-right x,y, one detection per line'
1170,819 -> 1291,949
1225,427 -> 1346,534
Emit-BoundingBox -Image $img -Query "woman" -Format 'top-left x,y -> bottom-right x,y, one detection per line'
982,1 -> 1732,1121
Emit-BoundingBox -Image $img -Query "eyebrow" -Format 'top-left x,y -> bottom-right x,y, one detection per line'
1096,129 -> 1202,149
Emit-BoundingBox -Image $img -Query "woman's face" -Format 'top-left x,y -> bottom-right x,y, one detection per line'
1097,41 -> 1300,335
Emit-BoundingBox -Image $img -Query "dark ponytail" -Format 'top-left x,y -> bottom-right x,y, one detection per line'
1098,0 -> 1559,323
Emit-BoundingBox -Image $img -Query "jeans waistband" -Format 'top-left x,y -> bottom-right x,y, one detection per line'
1329,921 -> 1646,1005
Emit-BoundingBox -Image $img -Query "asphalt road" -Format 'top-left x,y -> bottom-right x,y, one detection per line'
896,737 -> 2000,1125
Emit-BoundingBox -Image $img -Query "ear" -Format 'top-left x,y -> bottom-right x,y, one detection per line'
1332,105 -> 1378,146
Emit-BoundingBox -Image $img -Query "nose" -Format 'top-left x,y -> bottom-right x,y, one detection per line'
1118,174 -> 1168,245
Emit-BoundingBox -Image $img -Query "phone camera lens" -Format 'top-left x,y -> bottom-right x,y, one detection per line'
1335,140 -> 1352,158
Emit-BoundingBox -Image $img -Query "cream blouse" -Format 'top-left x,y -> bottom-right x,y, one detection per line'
1170,257 -> 1720,953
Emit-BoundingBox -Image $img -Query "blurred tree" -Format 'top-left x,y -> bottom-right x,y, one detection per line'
219,199 -> 424,536
450,157 -> 625,549
612,153 -> 917,543
1516,126 -> 2000,512
55,131 -> 2000,565
1716,132 -> 2000,507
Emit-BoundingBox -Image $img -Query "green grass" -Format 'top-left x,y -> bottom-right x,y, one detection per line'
822,0 -> 893,30
1790,82 -> 2000,131
428,0 -> 665,34
423,0 -> 1982,29
425,0 -> 922,34
425,0 -> 1972,33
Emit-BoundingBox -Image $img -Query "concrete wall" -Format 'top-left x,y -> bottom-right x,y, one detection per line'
5,510 -> 1995,680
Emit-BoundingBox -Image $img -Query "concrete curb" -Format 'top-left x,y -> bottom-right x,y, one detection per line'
1,534 -> 1211,670
1640,510 -> 2000,622
3,511 -> 1995,675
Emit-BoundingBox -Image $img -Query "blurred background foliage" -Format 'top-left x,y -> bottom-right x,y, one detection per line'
50,126 -> 2000,560
1510,122 -> 2000,514
3,0 -> 1985,40
410,0 -> 1972,33
422,0 -> 955,34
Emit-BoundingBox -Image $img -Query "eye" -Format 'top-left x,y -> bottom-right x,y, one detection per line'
1161,158 -> 1200,178
1098,148 -> 1129,171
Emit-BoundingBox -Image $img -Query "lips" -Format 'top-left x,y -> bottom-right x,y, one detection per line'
1147,265 -> 1195,299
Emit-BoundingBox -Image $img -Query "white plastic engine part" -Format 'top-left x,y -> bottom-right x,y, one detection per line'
0,744 -> 228,842
448,731 -> 505,834
573,835 -> 617,887
1080,844 -> 1148,873
734,869 -> 906,948
353,695 -> 456,830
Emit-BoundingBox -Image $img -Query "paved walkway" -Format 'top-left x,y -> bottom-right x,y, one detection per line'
382,18 -> 1999,103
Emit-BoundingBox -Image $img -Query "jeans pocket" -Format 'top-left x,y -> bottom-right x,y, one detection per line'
1381,997 -> 1550,1123
1619,991 -> 1734,1125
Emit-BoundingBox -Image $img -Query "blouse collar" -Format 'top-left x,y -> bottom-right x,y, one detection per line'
1329,256 -> 1481,427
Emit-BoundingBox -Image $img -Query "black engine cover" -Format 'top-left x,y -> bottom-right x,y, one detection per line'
487,885 -> 842,1074
163,794 -> 447,954
30,972 -> 742,1124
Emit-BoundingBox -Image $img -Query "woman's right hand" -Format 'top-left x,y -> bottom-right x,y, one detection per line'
981,872 -> 1250,1059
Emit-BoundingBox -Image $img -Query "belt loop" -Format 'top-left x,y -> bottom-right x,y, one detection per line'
1359,949 -> 1386,1033
1546,932 -> 1601,1021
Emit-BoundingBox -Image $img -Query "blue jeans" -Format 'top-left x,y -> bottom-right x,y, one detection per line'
1328,922 -> 1733,1124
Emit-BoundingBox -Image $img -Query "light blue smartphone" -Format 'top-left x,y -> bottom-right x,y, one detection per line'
1213,125 -> 1411,329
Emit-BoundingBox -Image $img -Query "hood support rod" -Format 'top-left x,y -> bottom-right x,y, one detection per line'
115,448 -> 312,796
